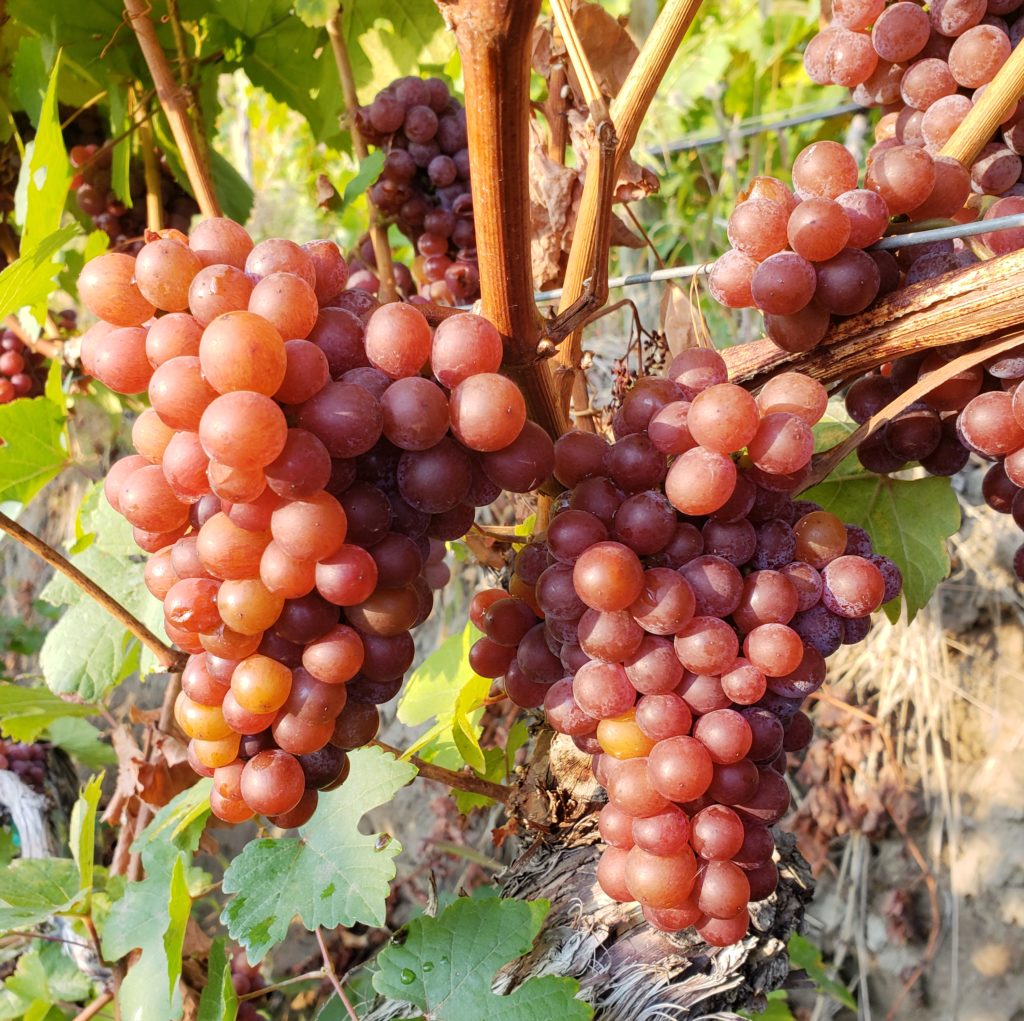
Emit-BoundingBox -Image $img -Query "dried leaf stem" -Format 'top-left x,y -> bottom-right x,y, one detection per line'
373,740 -> 512,804
316,928 -> 360,1021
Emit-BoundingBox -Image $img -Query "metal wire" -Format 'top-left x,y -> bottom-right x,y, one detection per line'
644,102 -> 865,156
873,211 -> 1024,250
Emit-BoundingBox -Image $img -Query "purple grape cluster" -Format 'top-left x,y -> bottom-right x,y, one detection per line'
356,77 -> 478,304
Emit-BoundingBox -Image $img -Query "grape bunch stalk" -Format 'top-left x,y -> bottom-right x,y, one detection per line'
79,216 -> 553,826
356,76 -> 478,304
468,350 -> 902,946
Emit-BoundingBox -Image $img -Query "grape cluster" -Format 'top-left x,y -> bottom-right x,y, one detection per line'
469,350 -> 902,945
356,77 -> 478,304
0,325 -> 51,403
69,136 -> 199,251
806,1 -> 1024,260
0,738 -> 48,792
847,345 -> 1024,578
708,140 -> 905,352
80,216 -> 553,827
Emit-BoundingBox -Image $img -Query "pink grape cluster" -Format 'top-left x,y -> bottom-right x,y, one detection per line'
708,141 -> 904,353
77,217 -> 553,827
0,326 -> 48,403
356,76 -> 479,304
806,0 -> 1024,260
467,349 -> 901,946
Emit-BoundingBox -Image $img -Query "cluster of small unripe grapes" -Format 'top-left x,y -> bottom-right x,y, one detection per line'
807,0 -> 1024,250
78,217 -> 552,827
356,76 -> 478,304
846,342 -> 1024,578
468,349 -> 901,946
0,326 -> 49,403
69,143 -> 198,250
0,738 -> 47,792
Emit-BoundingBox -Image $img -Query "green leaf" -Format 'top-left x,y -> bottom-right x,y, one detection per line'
16,52 -> 70,259
197,938 -> 238,1021
803,457 -> 961,622
0,828 -> 15,869
0,682 -> 100,743
0,858 -> 81,930
43,717 -> 116,768
69,773 -> 104,896
787,934 -> 856,1010
373,897 -> 592,1021
294,0 -> 339,27
0,389 -> 68,506
107,83 -> 132,206
11,36 -> 47,125
0,224 -> 80,325
342,2 -> 454,102
39,493 -> 167,700
398,623 -> 492,781
341,151 -> 386,211
210,148 -> 254,225
100,842 -> 193,1021
221,746 -> 415,963
133,778 -> 212,856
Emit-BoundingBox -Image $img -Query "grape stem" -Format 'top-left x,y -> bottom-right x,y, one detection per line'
372,739 -> 513,804
0,510 -> 186,673
122,0 -> 220,217
325,10 -> 398,304
316,928 -> 361,1021
70,992 -> 114,1021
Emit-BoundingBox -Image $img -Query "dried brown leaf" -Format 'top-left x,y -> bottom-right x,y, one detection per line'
569,0 -> 638,98
659,285 -> 698,357
101,725 -> 145,825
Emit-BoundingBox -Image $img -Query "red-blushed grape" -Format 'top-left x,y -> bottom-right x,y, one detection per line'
596,846 -> 632,902
726,200 -> 789,261
596,711 -> 657,760
190,217 -> 254,268
674,616 -> 740,674
189,265 -> 254,326
647,735 -> 714,803
449,373 -> 526,451
605,756 -> 671,817
79,253 -> 155,326
866,145 -> 936,215
793,141 -> 859,200
751,252 -> 817,315
598,802 -> 636,849
708,249 -> 756,308
624,635 -> 685,695
364,303 -> 431,378
240,749 -> 305,816
624,845 -> 698,909
430,312 -> 503,386
573,541 -> 645,612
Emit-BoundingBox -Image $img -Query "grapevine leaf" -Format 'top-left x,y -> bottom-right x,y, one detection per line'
15,52 -> 70,258
100,842 -> 193,1021
69,773 -> 103,895
372,897 -> 592,1021
107,82 -> 133,206
294,0 -> 339,27
0,225 -> 80,324
0,682 -> 100,743
803,456 -> 961,622
221,746 -> 415,963
0,829 -> 15,869
341,151 -> 386,211
0,377 -> 69,507
39,493 -> 166,700
42,717 -> 116,768
398,623 -> 491,782
787,934 -> 856,1009
0,942 -> 94,1018
0,859 -> 81,930
11,35 -> 47,125
132,778 -> 212,855
197,938 -> 238,1021
342,1 -> 453,102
